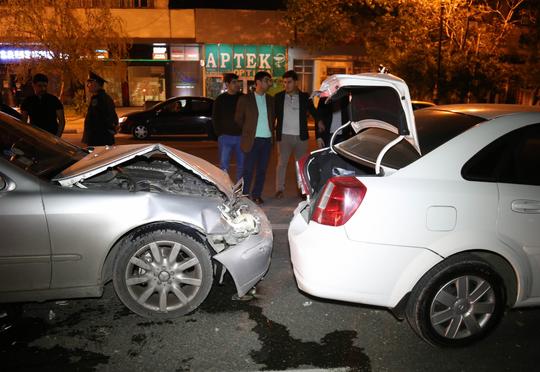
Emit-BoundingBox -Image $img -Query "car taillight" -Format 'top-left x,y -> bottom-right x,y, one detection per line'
296,152 -> 311,196
311,176 -> 366,226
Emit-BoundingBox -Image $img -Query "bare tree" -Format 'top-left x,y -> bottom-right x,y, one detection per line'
284,0 -> 534,103
1,0 -> 129,101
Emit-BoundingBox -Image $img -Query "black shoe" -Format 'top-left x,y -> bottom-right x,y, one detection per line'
253,197 -> 264,205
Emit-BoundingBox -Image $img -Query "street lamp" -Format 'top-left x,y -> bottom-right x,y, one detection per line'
433,0 -> 445,104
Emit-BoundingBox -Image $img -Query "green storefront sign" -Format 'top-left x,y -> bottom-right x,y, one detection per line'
205,44 -> 286,78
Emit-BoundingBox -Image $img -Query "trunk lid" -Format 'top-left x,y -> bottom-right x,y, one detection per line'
314,73 -> 420,154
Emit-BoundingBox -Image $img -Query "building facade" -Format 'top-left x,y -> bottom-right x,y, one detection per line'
0,1 -> 370,106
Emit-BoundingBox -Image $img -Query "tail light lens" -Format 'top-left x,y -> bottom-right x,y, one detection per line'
311,176 -> 366,226
296,152 -> 312,196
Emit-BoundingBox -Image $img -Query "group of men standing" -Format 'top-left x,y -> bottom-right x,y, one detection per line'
19,71 -> 117,148
212,70 -> 350,205
18,69 -> 348,205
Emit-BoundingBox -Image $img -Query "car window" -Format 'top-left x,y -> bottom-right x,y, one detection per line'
191,99 -> 211,114
414,109 -> 484,154
164,99 -> 187,113
336,128 -> 420,169
462,124 -> 540,186
336,109 -> 483,170
0,113 -> 86,180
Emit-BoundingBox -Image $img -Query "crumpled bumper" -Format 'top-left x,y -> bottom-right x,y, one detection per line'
213,201 -> 273,297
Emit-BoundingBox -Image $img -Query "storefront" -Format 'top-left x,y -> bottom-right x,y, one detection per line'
204,44 -> 287,98
109,43 -> 203,107
288,47 -> 371,95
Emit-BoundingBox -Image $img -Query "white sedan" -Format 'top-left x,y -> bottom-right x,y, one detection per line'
289,73 -> 540,347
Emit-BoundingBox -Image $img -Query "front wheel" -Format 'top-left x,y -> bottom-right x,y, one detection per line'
132,123 -> 150,139
113,228 -> 213,319
406,254 -> 506,347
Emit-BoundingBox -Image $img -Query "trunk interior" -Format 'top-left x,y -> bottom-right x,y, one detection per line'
305,148 -> 375,198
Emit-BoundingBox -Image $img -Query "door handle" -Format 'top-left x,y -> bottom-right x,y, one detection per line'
511,199 -> 540,213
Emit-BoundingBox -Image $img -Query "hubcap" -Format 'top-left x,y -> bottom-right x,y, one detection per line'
430,275 -> 496,339
134,125 -> 148,138
124,241 -> 203,313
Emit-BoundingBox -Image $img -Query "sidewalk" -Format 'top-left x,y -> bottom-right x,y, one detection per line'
63,107 -> 142,134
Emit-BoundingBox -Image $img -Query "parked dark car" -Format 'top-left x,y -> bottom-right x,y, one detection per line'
118,96 -> 215,140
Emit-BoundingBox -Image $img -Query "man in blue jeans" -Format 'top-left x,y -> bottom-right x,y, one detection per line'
212,73 -> 244,181
235,71 -> 275,205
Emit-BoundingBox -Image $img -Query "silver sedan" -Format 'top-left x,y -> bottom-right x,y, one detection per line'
0,112 -> 272,319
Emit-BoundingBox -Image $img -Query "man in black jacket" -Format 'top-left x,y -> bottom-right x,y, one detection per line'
316,95 -> 350,148
274,70 -> 317,198
212,73 -> 244,181
20,73 -> 65,136
82,71 -> 118,146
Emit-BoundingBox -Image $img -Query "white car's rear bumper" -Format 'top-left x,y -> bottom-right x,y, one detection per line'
288,203 -> 442,308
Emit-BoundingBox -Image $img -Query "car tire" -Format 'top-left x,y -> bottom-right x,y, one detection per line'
113,228 -> 213,319
405,254 -> 506,347
132,123 -> 150,140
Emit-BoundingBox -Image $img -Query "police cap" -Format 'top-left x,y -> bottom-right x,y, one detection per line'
87,71 -> 107,85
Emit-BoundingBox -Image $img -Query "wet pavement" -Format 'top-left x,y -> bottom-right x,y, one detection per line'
2,228 -> 540,371
1,131 -> 539,371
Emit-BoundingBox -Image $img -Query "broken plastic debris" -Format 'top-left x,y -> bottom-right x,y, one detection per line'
302,301 -> 312,307
55,300 -> 69,306
48,310 -> 56,320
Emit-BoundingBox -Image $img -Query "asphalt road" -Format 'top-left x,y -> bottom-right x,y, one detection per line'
1,133 -> 539,371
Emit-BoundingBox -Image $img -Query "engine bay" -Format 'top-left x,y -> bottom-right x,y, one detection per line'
80,156 -> 224,200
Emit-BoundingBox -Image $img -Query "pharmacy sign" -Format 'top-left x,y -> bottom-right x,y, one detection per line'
205,44 -> 286,78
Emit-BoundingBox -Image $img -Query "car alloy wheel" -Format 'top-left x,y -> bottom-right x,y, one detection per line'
133,124 -> 149,139
429,275 -> 496,339
406,254 -> 506,347
113,229 -> 213,319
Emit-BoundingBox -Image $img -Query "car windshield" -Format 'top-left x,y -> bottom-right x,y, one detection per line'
0,113 -> 86,180
336,109 -> 485,170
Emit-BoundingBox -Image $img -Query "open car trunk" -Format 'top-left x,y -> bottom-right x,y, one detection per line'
301,73 -> 420,197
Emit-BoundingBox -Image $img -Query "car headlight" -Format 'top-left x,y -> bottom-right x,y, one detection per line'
118,116 -> 127,124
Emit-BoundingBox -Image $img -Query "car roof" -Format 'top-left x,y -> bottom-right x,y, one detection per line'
424,104 -> 540,120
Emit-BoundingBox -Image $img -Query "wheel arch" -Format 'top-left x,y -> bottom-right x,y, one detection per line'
392,249 -> 520,319
100,221 -> 209,285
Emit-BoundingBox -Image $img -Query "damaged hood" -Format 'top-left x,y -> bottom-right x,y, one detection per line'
52,144 -> 235,199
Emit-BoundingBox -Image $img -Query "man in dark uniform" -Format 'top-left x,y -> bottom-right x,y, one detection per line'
82,71 -> 118,146
21,73 -> 65,136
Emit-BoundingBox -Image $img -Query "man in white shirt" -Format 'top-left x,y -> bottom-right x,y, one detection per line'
273,70 -> 317,198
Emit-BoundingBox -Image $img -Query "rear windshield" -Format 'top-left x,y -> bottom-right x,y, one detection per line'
336,109 -> 484,170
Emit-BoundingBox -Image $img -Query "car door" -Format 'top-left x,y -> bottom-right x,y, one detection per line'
153,98 -> 191,134
0,164 -> 51,292
189,98 -> 213,135
495,124 -> 540,297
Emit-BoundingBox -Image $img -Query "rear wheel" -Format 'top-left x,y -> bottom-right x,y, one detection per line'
113,228 -> 213,319
406,254 -> 506,347
132,124 -> 149,139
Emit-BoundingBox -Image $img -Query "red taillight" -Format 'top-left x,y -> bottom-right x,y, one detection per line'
311,176 -> 366,226
296,152 -> 311,196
